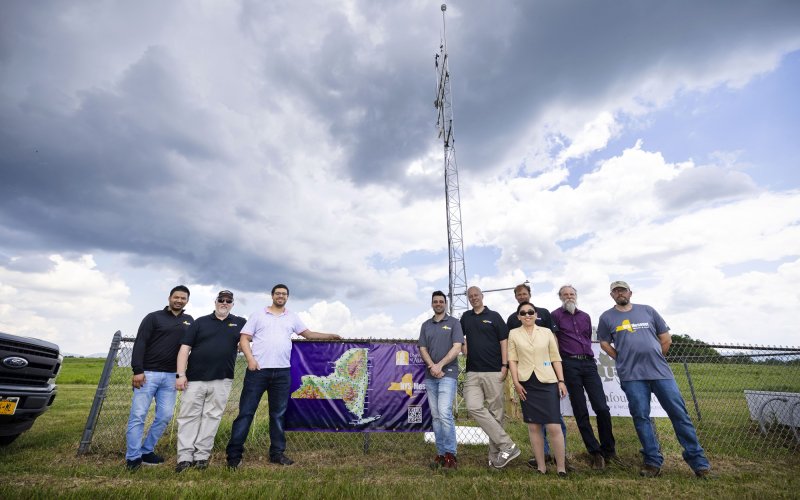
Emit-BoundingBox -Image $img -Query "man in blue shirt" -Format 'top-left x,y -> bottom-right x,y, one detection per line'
598,281 -> 710,478
418,290 -> 464,469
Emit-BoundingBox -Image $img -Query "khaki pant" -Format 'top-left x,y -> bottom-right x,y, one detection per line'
176,378 -> 233,462
463,371 -> 515,460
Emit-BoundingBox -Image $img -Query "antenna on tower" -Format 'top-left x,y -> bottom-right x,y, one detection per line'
434,3 -> 469,317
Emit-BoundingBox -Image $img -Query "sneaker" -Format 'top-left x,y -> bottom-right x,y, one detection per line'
591,453 -> 606,470
226,457 -> 242,470
558,471 -> 568,478
194,459 -> 209,470
526,457 -> 538,469
694,468 -> 711,479
175,461 -> 193,473
141,452 -> 165,465
491,444 -> 520,469
126,458 -> 142,471
640,464 -> 661,478
269,454 -> 295,466
430,455 -> 445,469
443,453 -> 458,470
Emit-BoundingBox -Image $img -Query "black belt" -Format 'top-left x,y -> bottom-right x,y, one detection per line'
567,355 -> 593,360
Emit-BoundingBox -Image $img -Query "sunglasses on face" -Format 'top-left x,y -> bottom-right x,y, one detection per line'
216,299 -> 233,304
518,310 -> 536,316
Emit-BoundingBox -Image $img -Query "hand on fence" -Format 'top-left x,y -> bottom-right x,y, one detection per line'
131,373 -> 145,389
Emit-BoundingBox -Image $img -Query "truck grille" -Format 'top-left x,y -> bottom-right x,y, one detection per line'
1,337 -> 61,386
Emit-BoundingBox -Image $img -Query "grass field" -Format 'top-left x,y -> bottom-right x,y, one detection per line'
0,358 -> 798,499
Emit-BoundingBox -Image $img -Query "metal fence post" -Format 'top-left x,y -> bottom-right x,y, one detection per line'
683,361 -> 702,421
77,331 -> 123,455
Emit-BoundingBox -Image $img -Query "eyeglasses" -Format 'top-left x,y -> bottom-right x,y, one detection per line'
216,299 -> 233,304
518,310 -> 536,316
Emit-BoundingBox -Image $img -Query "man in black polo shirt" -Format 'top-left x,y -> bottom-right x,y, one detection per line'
126,285 -> 193,471
461,286 -> 520,468
174,290 -> 245,472
505,282 -> 569,469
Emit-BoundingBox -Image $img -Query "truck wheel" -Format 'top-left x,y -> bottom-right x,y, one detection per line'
0,434 -> 21,446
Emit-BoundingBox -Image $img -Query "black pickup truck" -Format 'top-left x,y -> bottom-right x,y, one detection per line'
0,331 -> 62,445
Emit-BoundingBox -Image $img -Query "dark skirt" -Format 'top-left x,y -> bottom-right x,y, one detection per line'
519,372 -> 561,424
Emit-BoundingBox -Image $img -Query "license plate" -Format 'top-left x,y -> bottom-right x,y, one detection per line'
0,397 -> 20,415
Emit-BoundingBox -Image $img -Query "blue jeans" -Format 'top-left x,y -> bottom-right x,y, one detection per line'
621,378 -> 710,471
125,371 -> 177,460
426,376 -> 458,455
542,416 -> 568,456
226,368 -> 291,460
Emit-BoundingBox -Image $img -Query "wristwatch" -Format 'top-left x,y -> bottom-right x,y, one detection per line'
503,363 -> 509,368
176,373 -> 186,379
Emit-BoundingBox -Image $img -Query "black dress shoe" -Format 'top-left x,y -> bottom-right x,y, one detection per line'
269,454 -> 295,466
175,461 -> 193,473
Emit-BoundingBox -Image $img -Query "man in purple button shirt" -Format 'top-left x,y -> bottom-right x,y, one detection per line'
552,285 -> 616,470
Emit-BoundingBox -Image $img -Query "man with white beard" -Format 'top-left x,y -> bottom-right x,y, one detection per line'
551,285 -> 616,470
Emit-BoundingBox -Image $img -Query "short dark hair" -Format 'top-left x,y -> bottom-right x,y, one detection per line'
431,290 -> 447,301
516,301 -> 537,313
170,285 -> 190,297
272,284 -> 290,296
514,283 -> 531,294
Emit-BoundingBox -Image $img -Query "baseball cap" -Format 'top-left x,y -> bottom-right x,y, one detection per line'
217,290 -> 234,300
609,281 -> 630,291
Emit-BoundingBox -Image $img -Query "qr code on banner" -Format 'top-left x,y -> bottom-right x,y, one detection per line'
407,405 -> 422,424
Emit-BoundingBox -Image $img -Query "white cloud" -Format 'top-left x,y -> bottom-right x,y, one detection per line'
0,254 -> 131,350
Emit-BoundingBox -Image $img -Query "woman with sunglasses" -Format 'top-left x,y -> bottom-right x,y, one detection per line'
508,301 -> 568,476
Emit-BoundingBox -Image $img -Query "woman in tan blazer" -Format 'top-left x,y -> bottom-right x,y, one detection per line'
508,301 -> 568,476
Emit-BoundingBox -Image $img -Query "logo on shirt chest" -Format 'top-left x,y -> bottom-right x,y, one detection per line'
615,319 -> 649,333
441,325 -> 452,331
481,320 -> 493,324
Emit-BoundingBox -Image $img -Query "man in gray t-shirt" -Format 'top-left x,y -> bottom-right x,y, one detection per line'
418,290 -> 464,469
597,281 -> 710,478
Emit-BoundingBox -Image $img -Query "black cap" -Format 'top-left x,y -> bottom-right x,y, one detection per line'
217,290 -> 234,300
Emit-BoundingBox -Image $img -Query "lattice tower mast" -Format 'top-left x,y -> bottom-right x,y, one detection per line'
434,4 -> 468,317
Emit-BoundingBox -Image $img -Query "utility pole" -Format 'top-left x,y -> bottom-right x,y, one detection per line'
435,3 -> 468,317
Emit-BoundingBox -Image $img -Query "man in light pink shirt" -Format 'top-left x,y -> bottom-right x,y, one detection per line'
225,284 -> 340,468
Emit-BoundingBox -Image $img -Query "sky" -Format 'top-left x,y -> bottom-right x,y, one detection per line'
1,0 -> 799,355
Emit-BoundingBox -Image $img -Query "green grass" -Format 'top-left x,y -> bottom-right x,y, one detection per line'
0,359 -> 798,499
57,357 -> 106,385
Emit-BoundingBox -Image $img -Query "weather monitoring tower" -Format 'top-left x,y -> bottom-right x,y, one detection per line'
434,4 -> 468,317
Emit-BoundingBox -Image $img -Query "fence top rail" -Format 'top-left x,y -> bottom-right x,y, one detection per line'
115,335 -> 799,352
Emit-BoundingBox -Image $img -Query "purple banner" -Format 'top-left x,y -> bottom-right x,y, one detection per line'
285,341 -> 431,432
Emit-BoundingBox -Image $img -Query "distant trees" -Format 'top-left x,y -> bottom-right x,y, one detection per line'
667,334 -> 723,362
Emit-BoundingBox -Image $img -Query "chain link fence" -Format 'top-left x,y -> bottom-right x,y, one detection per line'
77,332 -> 799,467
